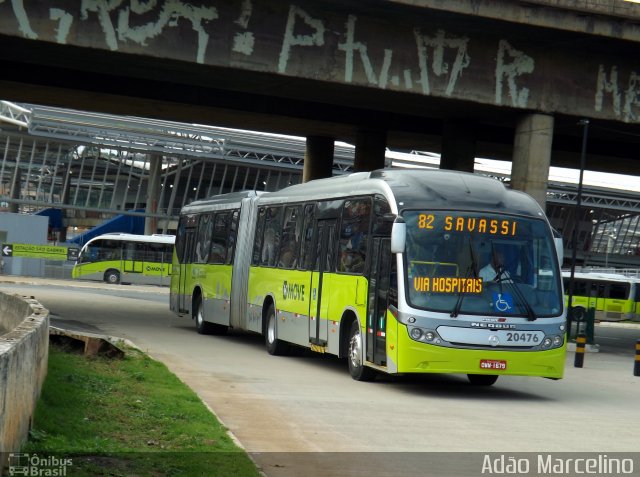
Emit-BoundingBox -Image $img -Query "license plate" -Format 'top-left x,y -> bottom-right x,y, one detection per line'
480,359 -> 507,370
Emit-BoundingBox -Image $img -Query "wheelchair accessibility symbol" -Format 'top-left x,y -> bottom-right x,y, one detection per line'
492,293 -> 514,313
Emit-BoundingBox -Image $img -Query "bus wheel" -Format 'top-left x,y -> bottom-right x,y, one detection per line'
348,321 -> 376,382
194,296 -> 227,335
467,374 -> 499,386
265,304 -> 289,355
104,270 -> 120,284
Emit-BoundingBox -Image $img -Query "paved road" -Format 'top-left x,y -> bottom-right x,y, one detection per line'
2,276 -> 640,476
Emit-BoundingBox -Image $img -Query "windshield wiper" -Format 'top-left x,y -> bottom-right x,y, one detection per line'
450,265 -> 472,318
451,238 -> 478,318
496,266 -> 537,321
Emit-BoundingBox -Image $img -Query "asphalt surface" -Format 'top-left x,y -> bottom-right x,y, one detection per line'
2,274 -> 640,477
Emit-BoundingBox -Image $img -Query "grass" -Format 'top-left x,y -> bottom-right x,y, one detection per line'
21,340 -> 261,477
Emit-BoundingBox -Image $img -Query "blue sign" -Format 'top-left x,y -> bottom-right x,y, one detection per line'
492,292 -> 514,313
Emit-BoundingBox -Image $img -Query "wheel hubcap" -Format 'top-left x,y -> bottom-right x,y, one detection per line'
268,314 -> 276,344
196,303 -> 203,326
349,328 -> 361,368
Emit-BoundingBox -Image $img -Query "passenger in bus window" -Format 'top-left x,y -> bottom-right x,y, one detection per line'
479,250 -> 508,282
348,203 -> 370,252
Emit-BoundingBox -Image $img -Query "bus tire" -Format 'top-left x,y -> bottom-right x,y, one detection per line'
265,304 -> 289,355
348,321 -> 376,382
104,269 -> 120,284
194,295 -> 227,335
467,374 -> 499,386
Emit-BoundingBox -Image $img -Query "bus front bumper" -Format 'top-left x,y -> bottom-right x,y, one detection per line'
395,330 -> 566,379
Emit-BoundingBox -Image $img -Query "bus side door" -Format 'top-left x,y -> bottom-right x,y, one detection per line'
366,238 -> 393,366
178,229 -> 196,313
309,219 -> 337,346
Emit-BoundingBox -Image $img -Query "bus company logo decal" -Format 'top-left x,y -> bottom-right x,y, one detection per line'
282,280 -> 305,301
471,322 -> 516,329
146,265 -> 166,272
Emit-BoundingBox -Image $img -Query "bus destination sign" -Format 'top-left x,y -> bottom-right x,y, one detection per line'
417,214 -> 518,236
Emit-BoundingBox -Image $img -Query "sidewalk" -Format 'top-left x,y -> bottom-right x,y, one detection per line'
0,274 -> 169,294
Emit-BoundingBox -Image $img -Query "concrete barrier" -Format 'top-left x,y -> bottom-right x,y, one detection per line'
0,292 -> 49,473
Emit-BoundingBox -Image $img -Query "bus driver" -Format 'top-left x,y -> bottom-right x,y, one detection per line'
479,250 -> 509,282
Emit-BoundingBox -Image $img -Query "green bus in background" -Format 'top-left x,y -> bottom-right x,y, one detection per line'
563,271 -> 640,321
72,233 -> 174,285
171,169 -> 567,386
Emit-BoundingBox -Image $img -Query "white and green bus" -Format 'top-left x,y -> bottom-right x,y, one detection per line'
563,271 -> 640,321
171,169 -> 567,385
72,233 -> 175,285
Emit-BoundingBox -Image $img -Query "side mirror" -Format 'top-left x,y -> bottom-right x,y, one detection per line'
391,217 -> 406,253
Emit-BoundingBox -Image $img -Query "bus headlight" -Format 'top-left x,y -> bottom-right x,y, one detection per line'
541,338 -> 552,349
552,335 -> 563,347
424,331 -> 435,342
410,328 -> 423,340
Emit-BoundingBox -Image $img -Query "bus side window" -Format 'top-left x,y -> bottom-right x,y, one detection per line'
278,205 -> 301,269
175,218 -> 187,262
196,214 -> 213,264
338,198 -> 371,274
226,210 -> 239,265
125,242 -> 146,261
261,206 -> 283,267
102,240 -> 121,260
610,284 -> 627,300
252,208 -> 266,266
372,195 -> 391,235
300,204 -> 316,270
148,243 -> 172,263
210,213 -> 229,264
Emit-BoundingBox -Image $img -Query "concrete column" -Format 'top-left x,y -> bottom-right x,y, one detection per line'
511,114 -> 554,209
440,120 -> 476,172
8,168 -> 20,213
354,130 -> 387,172
56,164 -> 72,242
303,136 -> 334,183
144,154 -> 162,235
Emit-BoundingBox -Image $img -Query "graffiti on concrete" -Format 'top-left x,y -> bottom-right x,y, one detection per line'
0,0 -> 637,122
595,65 -> 640,123
495,40 -> 533,108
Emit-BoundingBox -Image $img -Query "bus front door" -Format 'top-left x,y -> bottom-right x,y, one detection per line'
366,238 -> 392,366
178,229 -> 196,313
309,219 -> 337,347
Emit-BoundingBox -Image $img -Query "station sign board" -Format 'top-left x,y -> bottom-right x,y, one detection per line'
1,243 -> 79,261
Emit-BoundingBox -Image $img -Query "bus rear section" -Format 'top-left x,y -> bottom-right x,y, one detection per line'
169,191 -> 258,334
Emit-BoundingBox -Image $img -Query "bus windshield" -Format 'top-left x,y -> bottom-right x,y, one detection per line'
403,210 -> 562,318
78,239 -> 122,263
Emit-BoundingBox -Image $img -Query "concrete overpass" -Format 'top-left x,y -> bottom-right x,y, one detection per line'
1,1 -> 639,205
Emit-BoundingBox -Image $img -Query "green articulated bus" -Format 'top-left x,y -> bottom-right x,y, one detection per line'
170,169 -> 567,385
72,233 -> 175,285
563,271 -> 640,321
